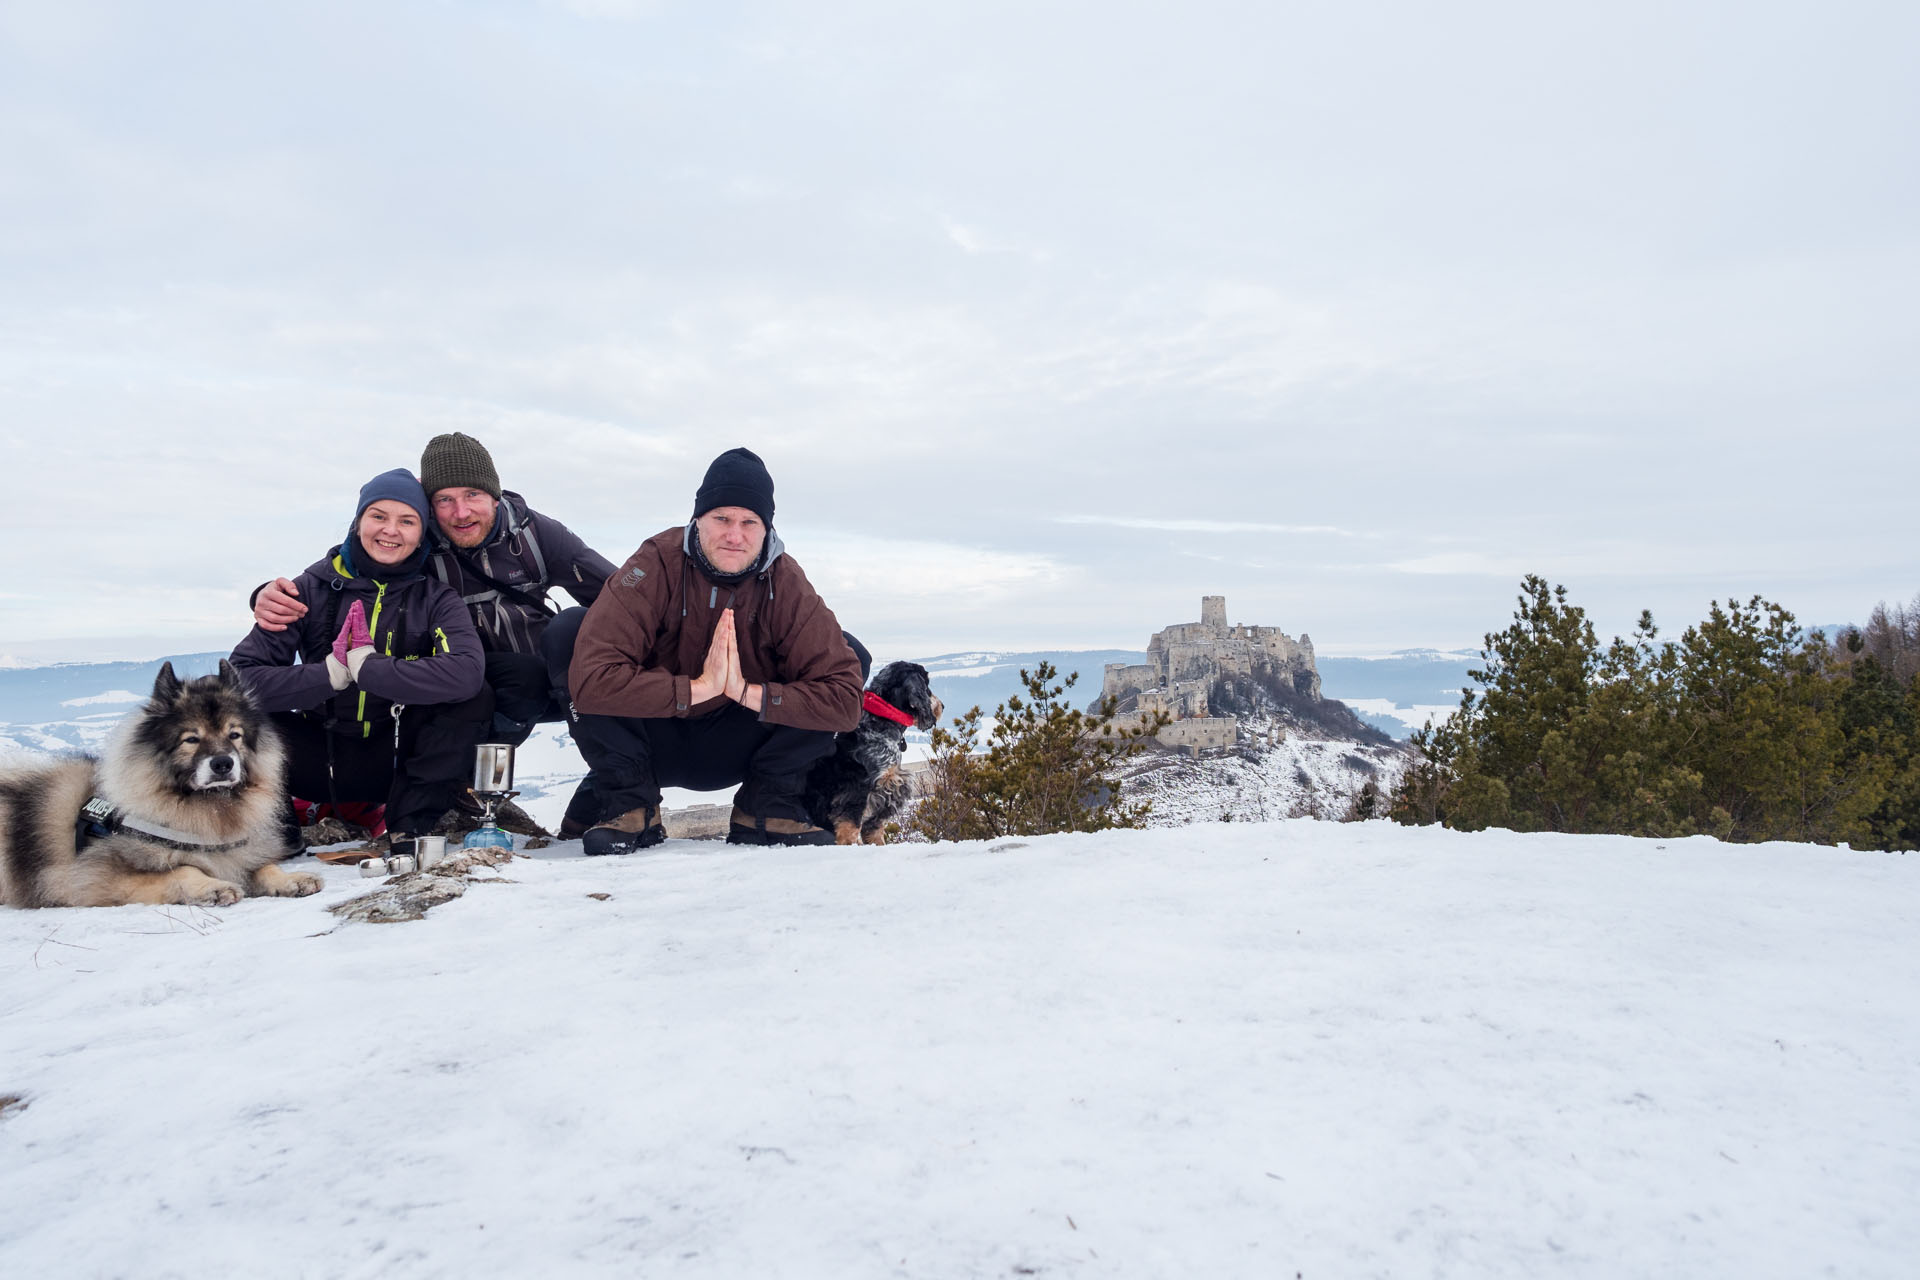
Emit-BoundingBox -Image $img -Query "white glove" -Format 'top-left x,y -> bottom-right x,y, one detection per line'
325,654 -> 352,691
345,645 -> 376,683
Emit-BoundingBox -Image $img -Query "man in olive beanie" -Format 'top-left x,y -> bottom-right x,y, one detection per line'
552,447 -> 866,852
252,433 -> 619,834
419,431 -> 503,505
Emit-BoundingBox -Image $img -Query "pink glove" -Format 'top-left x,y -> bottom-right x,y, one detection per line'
331,601 -> 373,665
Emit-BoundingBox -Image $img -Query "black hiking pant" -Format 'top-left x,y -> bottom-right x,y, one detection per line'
273,688 -> 492,837
485,650 -> 563,745
542,607 -> 870,825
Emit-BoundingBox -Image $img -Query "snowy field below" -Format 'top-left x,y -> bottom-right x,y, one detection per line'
1337,697 -> 1460,738
2,823 -> 1916,1278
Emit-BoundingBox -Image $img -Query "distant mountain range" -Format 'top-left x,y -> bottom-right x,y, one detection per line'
896,648 -> 1480,740
0,646 -> 1486,753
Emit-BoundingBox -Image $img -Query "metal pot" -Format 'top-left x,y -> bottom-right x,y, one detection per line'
473,743 -> 516,794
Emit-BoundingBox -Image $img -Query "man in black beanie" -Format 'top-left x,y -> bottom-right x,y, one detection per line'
251,433 -> 619,833
548,447 -> 865,852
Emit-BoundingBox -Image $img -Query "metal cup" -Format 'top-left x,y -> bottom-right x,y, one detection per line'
387,853 -> 417,875
358,858 -> 387,878
415,835 -> 447,870
473,743 -> 516,795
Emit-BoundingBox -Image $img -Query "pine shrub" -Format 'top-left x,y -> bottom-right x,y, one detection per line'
1391,576 -> 1917,848
910,662 -> 1166,842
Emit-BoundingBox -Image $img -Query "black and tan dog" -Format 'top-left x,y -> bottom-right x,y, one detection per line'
805,661 -> 942,845
0,661 -> 321,908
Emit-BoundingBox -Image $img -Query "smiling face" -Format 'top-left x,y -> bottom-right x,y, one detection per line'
356,499 -> 424,566
696,506 -> 767,575
432,487 -> 499,549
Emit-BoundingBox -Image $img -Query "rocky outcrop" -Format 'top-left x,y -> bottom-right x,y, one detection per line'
1100,596 -> 1322,751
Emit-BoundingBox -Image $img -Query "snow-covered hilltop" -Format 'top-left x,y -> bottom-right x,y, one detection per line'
1088,597 -> 1414,823
2,822 -> 1915,1277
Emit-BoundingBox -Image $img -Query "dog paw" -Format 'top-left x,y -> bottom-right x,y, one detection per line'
191,881 -> 246,907
277,872 -> 324,898
253,866 -> 324,898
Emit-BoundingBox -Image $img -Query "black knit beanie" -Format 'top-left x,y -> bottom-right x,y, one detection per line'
420,432 -> 502,500
692,447 -> 775,526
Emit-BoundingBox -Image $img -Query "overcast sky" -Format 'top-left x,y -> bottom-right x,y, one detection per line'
3,0 -> 1915,663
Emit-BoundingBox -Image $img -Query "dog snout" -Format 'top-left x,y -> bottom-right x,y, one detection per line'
208,755 -> 235,777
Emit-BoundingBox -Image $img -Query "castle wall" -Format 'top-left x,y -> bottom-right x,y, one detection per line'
1154,716 -> 1238,753
1102,663 -> 1159,703
1136,679 -> 1210,720
1107,596 -> 1325,746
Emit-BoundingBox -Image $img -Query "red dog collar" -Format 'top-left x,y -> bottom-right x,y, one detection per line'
863,691 -> 917,726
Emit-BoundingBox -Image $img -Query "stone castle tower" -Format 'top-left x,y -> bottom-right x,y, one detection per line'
1099,596 -> 1321,752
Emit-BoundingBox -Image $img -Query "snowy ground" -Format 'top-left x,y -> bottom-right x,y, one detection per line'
3,822 -> 1916,1278
1120,729 -> 1409,824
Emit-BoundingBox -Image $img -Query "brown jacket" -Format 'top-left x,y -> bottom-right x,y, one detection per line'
569,526 -> 863,733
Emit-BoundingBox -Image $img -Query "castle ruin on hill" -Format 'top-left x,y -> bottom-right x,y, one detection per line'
1101,596 -> 1321,752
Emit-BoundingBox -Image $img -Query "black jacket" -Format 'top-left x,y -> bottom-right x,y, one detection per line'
231,550 -> 486,737
426,492 -> 616,655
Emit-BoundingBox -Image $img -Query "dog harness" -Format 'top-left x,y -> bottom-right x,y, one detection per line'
862,691 -> 917,727
74,795 -> 252,855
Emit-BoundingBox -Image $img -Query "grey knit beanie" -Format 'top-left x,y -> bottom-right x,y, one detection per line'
420,432 -> 502,500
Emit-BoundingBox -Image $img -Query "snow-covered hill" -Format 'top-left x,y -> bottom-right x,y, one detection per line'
2,822 -> 1914,1277
1117,725 -> 1407,823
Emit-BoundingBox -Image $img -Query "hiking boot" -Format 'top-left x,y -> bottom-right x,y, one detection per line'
557,776 -> 601,841
727,808 -> 835,847
583,805 -> 665,856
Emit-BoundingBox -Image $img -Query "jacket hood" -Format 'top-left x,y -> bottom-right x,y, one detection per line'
683,521 -> 785,581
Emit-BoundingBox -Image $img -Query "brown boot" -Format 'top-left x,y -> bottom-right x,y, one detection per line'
727,807 -> 834,847
583,805 -> 665,856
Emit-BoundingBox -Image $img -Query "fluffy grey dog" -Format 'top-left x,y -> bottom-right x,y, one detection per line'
0,661 -> 320,908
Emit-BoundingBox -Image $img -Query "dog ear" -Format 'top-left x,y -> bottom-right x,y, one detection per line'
151,661 -> 182,701
217,658 -> 243,689
907,670 -> 942,728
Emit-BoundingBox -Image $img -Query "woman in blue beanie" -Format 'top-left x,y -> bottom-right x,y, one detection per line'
230,469 -> 489,857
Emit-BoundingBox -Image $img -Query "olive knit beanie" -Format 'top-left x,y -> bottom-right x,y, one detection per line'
692,447 -> 775,526
420,432 -> 502,500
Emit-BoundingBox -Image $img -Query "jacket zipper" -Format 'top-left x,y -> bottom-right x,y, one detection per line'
355,580 -> 389,738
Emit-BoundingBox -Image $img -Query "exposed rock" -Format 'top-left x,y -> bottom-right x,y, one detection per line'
433,793 -> 550,839
303,816 -> 366,847
328,847 -> 517,926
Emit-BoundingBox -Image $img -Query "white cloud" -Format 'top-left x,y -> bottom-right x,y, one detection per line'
797,532 -> 1066,602
0,1 -> 1913,655
1386,553 -> 1535,578
1059,516 -> 1361,537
